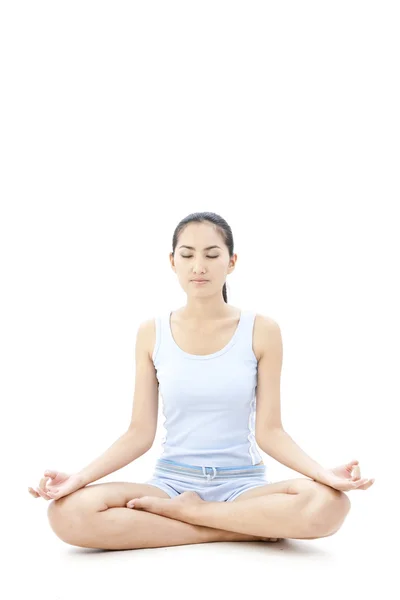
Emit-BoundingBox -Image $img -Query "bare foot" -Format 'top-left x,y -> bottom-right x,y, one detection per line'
126,491 -> 283,542
126,490 -> 204,519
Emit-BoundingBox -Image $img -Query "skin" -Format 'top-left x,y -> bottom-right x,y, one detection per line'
28,221 -> 373,549
169,221 -> 238,322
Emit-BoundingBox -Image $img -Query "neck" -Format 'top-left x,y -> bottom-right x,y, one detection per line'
179,299 -> 233,321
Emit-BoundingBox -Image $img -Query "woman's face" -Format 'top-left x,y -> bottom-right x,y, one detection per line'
170,222 -> 237,296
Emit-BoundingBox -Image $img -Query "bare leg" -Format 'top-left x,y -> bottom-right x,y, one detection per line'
180,493 -> 323,539
84,508 -> 263,550
47,489 -> 265,550
128,486 -> 347,540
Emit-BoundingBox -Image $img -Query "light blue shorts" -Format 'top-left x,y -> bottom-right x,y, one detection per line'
144,458 -> 271,502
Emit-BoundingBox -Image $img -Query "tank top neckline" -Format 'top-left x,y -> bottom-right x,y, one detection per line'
167,309 -> 246,360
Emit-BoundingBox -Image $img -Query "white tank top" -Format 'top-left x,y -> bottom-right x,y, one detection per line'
152,309 -> 264,467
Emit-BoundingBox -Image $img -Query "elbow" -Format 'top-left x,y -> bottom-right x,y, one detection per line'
256,427 -> 285,450
126,427 -> 154,451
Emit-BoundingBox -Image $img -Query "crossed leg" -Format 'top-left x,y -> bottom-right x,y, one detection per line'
126,477 -> 350,541
47,481 -> 261,550
228,476 -> 351,539
47,478 -> 350,550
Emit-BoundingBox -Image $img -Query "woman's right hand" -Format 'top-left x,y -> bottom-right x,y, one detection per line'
28,470 -> 86,501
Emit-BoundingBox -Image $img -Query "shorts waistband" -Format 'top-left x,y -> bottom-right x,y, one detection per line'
154,458 -> 266,481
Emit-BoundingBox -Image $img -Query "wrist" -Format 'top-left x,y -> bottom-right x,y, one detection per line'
74,472 -> 89,487
314,469 -> 331,484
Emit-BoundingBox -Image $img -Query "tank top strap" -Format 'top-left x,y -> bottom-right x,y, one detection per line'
237,309 -> 258,362
152,311 -> 172,364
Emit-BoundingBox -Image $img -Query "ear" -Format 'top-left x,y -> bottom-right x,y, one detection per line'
229,254 -> 238,270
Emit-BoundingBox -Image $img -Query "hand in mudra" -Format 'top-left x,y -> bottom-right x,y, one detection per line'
28,470 -> 85,501
320,460 -> 375,492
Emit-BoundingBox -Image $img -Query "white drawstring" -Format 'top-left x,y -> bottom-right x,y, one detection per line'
202,466 -> 217,481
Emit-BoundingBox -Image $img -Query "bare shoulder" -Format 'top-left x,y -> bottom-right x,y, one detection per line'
136,318 -> 157,361
255,313 -> 280,331
253,313 -> 282,361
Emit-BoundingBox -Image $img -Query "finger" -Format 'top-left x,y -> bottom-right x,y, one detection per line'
358,478 -> 375,490
354,478 -> 369,488
28,487 -> 39,498
35,486 -> 52,500
39,476 -> 50,492
42,475 -> 55,492
44,470 -> 56,478
354,478 -> 366,486
44,471 -> 57,487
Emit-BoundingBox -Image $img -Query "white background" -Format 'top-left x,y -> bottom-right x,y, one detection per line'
1,1 -> 398,598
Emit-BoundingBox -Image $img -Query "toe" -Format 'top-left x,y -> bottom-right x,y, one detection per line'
127,496 -> 158,511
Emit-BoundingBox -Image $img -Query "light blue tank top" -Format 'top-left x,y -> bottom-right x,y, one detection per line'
152,309 -> 264,467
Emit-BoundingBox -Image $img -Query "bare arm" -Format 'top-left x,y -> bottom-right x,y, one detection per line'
258,429 -> 326,481
254,316 -> 326,480
78,318 -> 159,486
77,428 -> 151,486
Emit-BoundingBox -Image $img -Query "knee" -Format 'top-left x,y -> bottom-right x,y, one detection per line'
307,487 -> 351,537
47,487 -> 84,520
47,489 -> 94,545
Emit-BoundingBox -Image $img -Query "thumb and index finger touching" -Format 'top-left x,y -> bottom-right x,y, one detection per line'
28,469 -> 58,498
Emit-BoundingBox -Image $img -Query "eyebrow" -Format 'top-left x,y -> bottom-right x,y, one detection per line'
178,245 -> 222,251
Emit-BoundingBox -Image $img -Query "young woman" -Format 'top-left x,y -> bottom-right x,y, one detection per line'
28,211 -> 374,550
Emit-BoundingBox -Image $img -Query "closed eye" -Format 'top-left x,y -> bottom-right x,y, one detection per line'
181,256 -> 219,259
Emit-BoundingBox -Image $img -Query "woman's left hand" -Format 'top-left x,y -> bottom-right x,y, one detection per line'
318,460 -> 375,492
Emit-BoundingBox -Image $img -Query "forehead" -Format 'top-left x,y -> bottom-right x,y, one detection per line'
179,244 -> 222,250
178,223 -> 223,250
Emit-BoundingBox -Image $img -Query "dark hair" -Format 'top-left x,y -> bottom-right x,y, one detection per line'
172,211 -> 234,303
